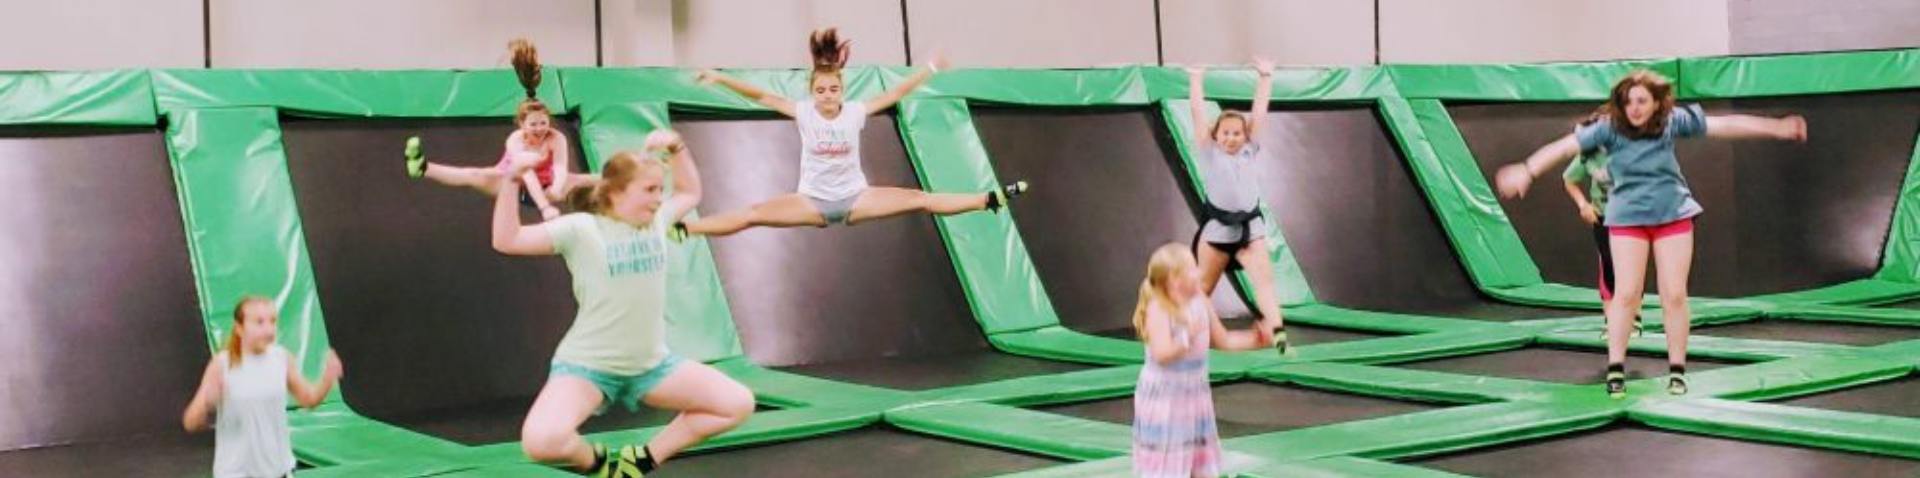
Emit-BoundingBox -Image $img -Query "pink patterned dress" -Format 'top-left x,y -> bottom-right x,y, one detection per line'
1133,296 -> 1221,477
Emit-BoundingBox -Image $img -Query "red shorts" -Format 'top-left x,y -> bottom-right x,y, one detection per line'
1608,217 -> 1695,241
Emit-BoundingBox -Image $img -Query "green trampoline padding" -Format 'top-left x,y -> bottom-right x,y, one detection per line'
0,48 -> 1894,476
0,70 -> 155,125
1633,398 -> 1920,459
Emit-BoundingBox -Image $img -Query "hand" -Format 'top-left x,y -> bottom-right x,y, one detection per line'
1252,57 -> 1275,76
1496,163 -> 1534,199
322,350 -> 344,381
643,129 -> 684,155
1253,322 -> 1276,347
1779,115 -> 1808,143
926,50 -> 951,73
694,69 -> 721,86
1578,203 -> 1599,225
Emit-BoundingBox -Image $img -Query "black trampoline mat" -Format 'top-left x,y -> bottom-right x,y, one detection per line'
1396,347 -> 1739,384
652,427 -> 1060,478
1035,382 -> 1443,438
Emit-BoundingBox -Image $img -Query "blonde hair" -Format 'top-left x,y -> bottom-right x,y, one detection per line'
1131,243 -> 1196,340
224,296 -> 271,366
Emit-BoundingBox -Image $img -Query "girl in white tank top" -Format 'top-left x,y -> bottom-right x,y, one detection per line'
183,297 -> 343,478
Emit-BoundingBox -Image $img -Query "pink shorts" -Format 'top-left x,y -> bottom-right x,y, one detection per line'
1608,217 -> 1695,241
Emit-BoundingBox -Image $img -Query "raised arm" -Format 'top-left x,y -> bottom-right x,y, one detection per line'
182,359 -> 223,432
492,158 -> 559,255
697,70 -> 797,118
866,52 -> 948,114
1248,57 -> 1275,136
652,130 -> 703,224
1706,114 -> 1807,142
1186,66 -> 1212,148
286,350 -> 342,410
1496,133 -> 1582,199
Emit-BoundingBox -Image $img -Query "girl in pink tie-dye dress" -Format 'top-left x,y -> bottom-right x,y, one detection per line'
1131,244 -> 1276,477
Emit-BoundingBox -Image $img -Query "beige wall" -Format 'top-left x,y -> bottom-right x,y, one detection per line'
0,0 -> 203,70
1380,0 -> 1730,64
17,1 -> 1909,71
208,0 -> 598,69
1160,0 -> 1375,66
906,0 -> 1158,68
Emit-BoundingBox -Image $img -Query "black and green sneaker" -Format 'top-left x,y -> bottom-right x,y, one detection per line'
1274,328 -> 1294,357
591,445 -> 647,477
1667,364 -> 1688,395
403,136 -> 427,179
1605,369 -> 1627,400
985,180 -> 1030,213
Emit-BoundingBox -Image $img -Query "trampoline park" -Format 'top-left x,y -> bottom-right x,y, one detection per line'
3,48 -> 1919,478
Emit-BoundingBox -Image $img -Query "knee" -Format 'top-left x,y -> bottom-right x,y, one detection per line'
520,422 -> 574,461
1660,289 -> 1689,309
714,383 -> 755,426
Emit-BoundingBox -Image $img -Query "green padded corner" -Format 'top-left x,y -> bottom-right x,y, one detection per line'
1873,131 -> 1920,284
0,70 -> 155,125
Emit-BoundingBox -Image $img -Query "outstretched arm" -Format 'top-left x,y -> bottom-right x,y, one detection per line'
697,70 -> 797,117
866,52 -> 948,114
1496,134 -> 1582,199
1248,57 -> 1275,136
1209,306 -> 1274,351
1707,114 -> 1807,142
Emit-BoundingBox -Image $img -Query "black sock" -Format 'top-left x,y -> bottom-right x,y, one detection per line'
636,445 -> 658,473
984,191 -> 1002,211
1669,363 -> 1686,375
1607,362 -> 1625,376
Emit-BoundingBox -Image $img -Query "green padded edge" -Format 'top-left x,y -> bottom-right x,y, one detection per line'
457,405 -> 886,466
886,401 -> 1134,461
285,404 -> 464,466
709,358 -> 912,408
1678,48 -> 1920,99
1238,456 -> 1474,478
164,107 -> 336,396
1284,304 -> 1516,335
922,67 -> 1151,105
916,365 -> 1147,407
1387,60 -> 1680,101
1747,279 -> 1920,306
1382,97 -> 1543,290
1252,362 -> 1568,404
0,70 -> 156,125
151,69 -> 569,117
569,100 -> 744,362
898,97 -> 1063,334
1140,65 -> 1398,103
1872,131 -> 1920,284
1158,98 -> 1316,306
1764,304 -> 1920,327
1535,330 -> 1859,362
1632,398 -> 1920,459
1681,354 -> 1914,402
556,67 -> 890,112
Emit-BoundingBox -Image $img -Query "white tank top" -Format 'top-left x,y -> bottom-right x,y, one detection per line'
794,100 -> 871,201
214,345 -> 295,478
